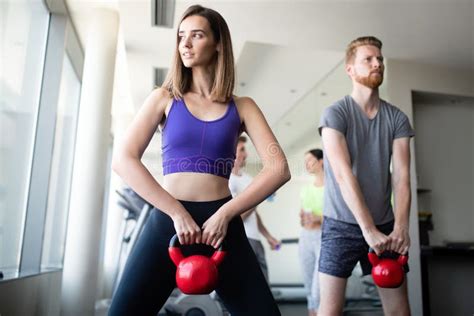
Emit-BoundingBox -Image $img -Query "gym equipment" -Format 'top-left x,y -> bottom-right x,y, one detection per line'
169,234 -> 226,294
112,188 -> 152,295
368,248 -> 408,288
162,291 -> 225,316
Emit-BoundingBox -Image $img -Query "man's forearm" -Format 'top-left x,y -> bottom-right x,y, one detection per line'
393,181 -> 411,229
256,212 -> 269,238
322,128 -> 378,234
337,169 -> 376,231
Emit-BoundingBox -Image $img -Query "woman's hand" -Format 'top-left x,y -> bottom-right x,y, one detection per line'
299,209 -> 306,226
300,210 -> 322,226
172,211 -> 202,245
306,213 -> 322,225
202,211 -> 232,248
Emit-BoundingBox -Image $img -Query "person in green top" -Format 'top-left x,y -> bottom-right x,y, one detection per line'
299,149 -> 324,316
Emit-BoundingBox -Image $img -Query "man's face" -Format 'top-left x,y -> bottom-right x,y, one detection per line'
235,141 -> 247,167
347,45 -> 385,89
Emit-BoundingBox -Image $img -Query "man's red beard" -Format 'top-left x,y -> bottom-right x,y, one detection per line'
355,71 -> 384,89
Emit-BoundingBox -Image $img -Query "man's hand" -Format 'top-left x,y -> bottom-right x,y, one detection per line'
266,236 -> 281,250
388,225 -> 410,255
362,227 -> 391,255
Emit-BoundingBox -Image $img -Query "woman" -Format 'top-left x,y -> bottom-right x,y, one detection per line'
109,5 -> 290,316
298,149 -> 324,316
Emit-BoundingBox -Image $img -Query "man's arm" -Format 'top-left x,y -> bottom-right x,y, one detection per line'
389,137 -> 412,254
321,127 -> 390,254
256,212 -> 280,250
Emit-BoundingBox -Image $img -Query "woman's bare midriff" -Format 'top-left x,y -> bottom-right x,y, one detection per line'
163,172 -> 232,202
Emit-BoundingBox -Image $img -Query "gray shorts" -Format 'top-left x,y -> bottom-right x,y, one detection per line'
319,216 -> 409,278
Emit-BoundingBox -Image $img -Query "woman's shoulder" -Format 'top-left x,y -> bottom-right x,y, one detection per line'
233,95 -> 261,115
233,95 -> 256,106
149,87 -> 174,112
150,87 -> 173,103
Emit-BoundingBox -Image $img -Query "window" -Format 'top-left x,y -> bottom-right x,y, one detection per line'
41,55 -> 81,270
0,0 -> 50,275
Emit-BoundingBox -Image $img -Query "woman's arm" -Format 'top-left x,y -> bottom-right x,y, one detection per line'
223,96 -> 291,216
240,207 -> 256,220
112,88 -> 201,244
202,97 -> 291,247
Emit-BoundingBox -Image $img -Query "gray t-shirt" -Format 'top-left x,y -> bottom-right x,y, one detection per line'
318,95 -> 415,225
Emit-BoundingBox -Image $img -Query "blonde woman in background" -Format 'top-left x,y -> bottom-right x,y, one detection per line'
299,149 -> 324,316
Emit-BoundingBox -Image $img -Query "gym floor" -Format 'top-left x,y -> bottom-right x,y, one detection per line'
278,302 -> 308,316
96,301 -> 384,316
278,302 -> 384,316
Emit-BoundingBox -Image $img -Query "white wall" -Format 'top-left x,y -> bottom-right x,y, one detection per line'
413,93 -> 474,245
385,59 -> 474,316
247,148 -> 317,284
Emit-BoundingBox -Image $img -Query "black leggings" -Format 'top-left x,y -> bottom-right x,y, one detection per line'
109,196 -> 281,316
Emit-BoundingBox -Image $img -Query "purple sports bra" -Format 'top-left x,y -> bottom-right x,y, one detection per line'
161,98 -> 241,179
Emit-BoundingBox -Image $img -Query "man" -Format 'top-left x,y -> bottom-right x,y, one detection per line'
318,36 -> 414,315
229,136 -> 281,282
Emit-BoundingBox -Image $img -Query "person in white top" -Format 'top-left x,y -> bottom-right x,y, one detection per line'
229,136 -> 281,281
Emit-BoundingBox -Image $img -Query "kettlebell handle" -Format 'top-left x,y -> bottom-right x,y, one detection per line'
368,247 -> 409,265
168,234 -> 227,266
169,234 -> 226,250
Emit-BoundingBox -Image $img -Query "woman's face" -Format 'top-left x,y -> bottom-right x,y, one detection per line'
178,15 -> 218,68
304,153 -> 322,174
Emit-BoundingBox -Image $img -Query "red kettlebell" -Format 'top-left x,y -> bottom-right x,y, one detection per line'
168,234 -> 226,295
368,248 -> 408,288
